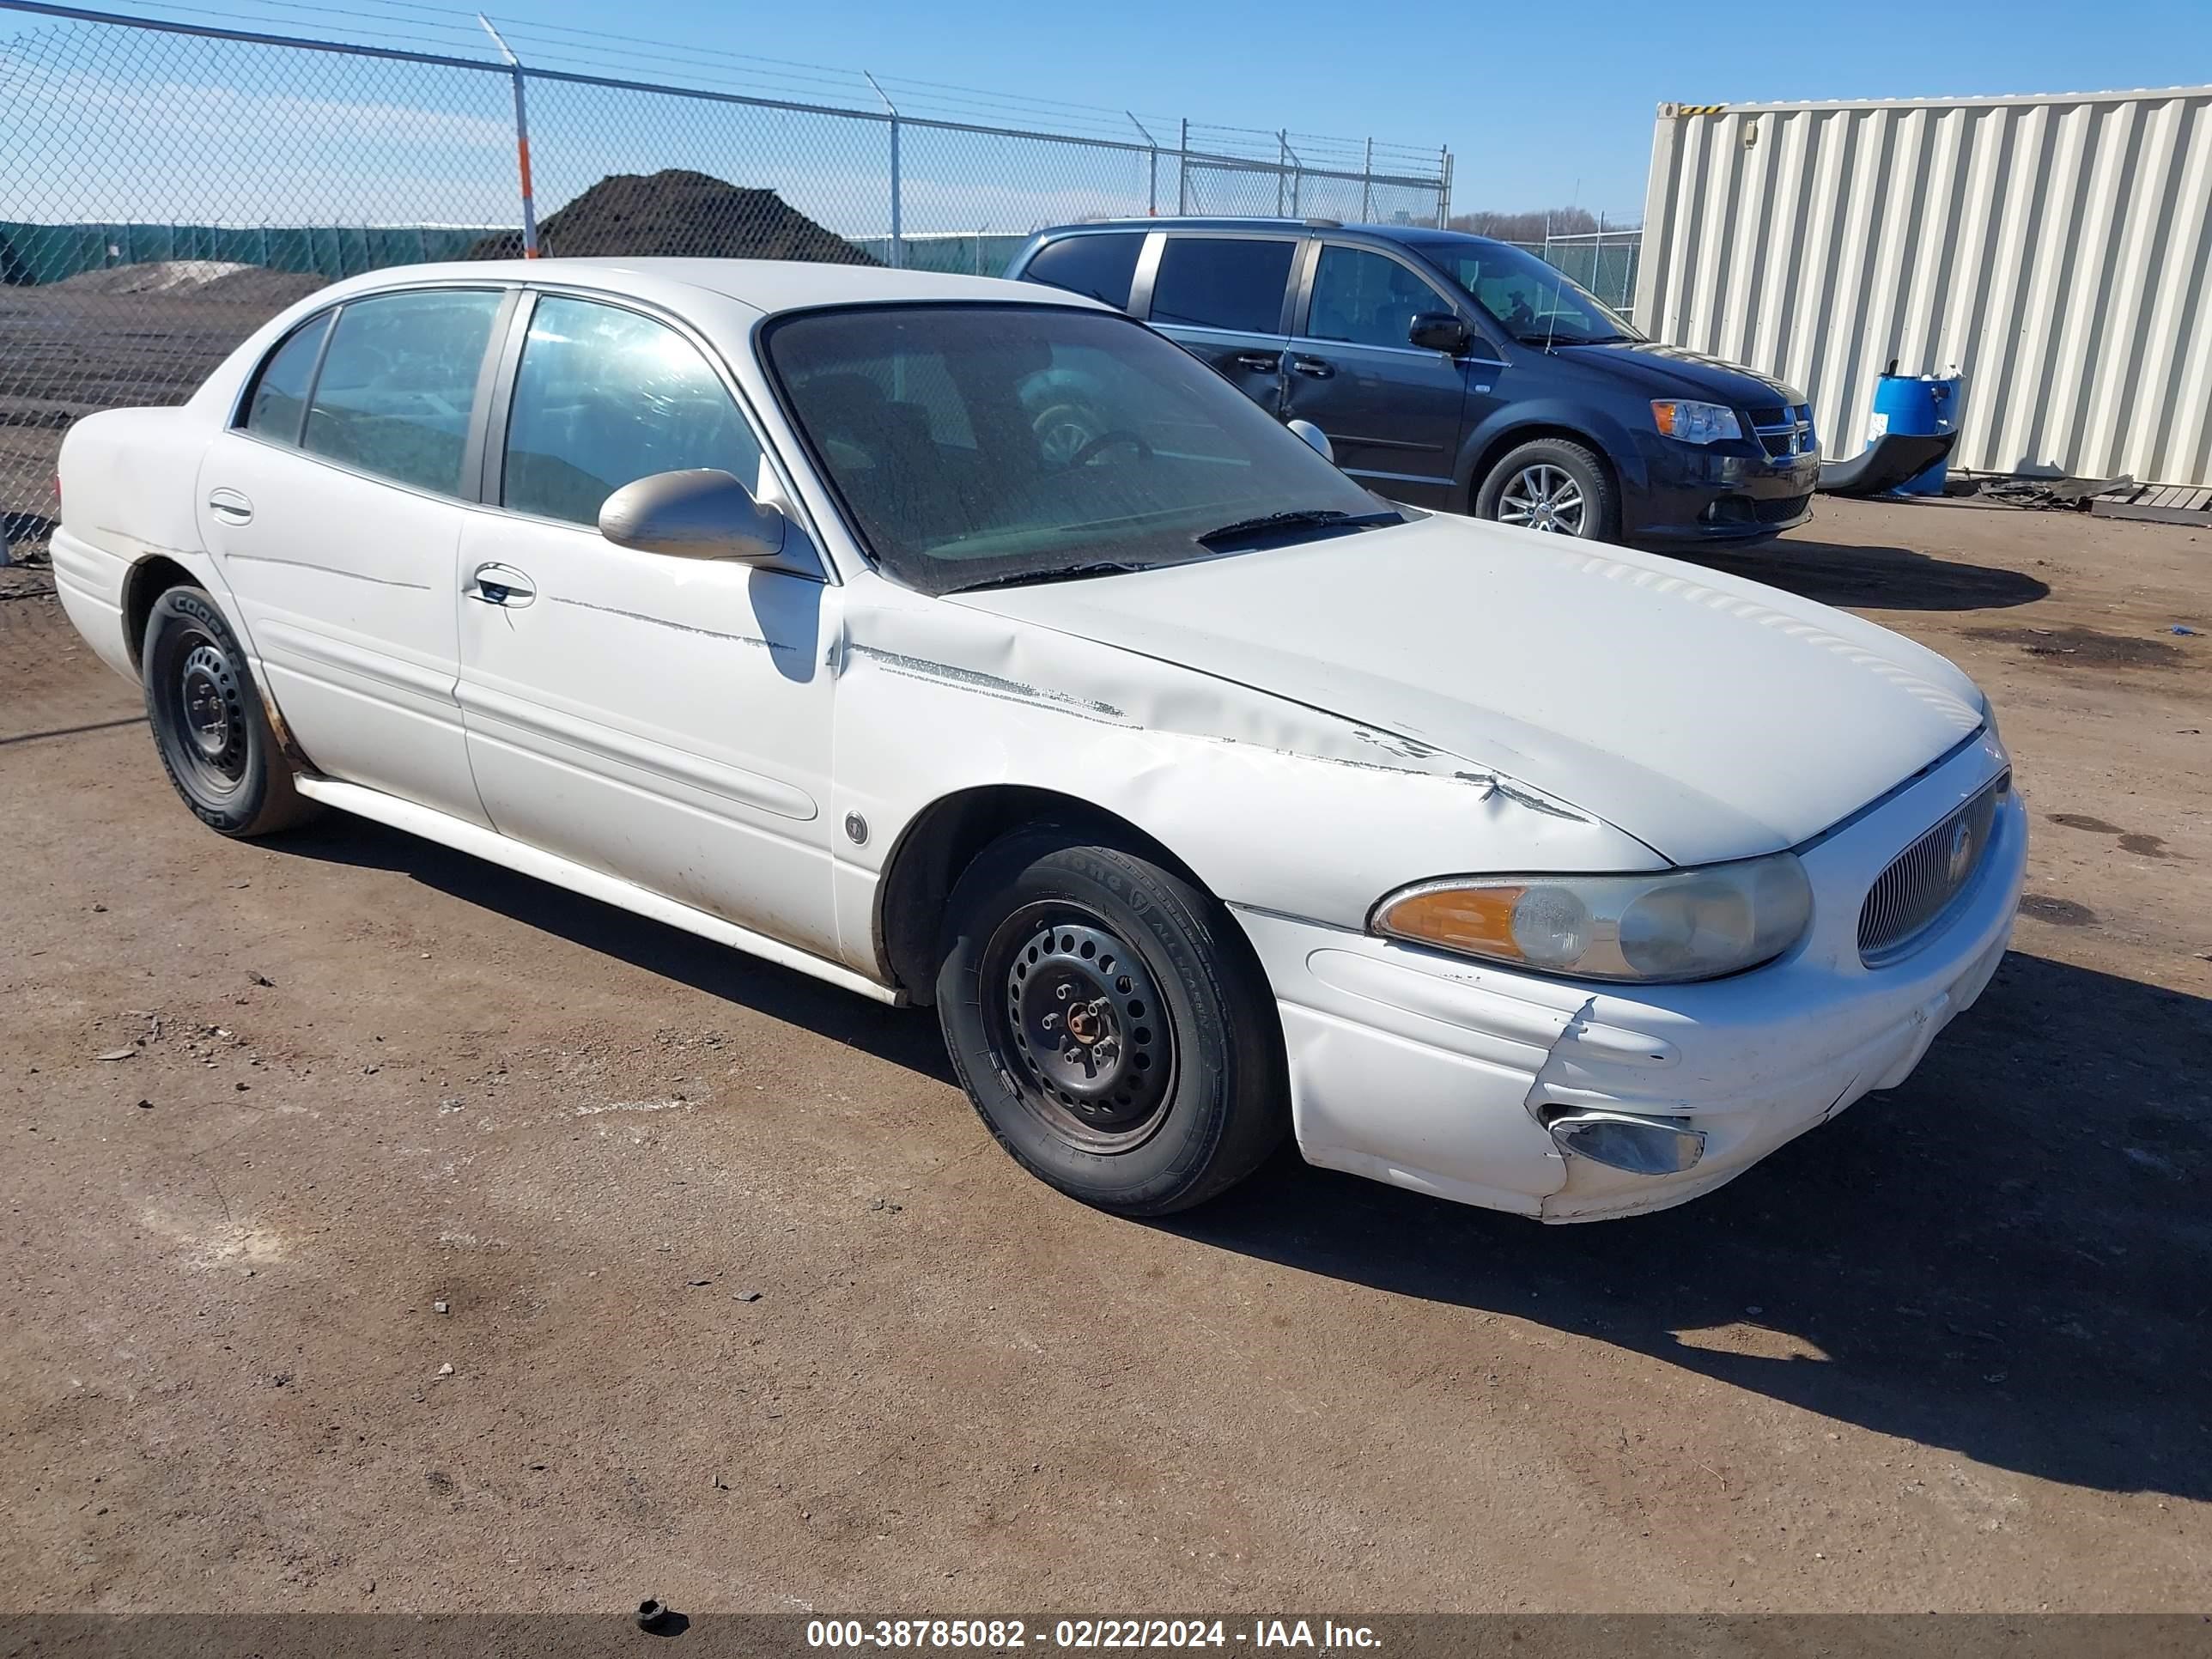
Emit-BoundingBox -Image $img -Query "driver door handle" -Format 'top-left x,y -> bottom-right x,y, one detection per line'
1233,351 -> 1282,373
1290,355 -> 1336,380
468,562 -> 537,608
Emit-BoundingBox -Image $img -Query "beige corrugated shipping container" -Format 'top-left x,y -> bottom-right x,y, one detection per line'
1636,87 -> 2212,489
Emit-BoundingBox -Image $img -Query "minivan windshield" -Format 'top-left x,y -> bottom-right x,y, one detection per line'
763,304 -> 1400,596
1407,238 -> 1643,347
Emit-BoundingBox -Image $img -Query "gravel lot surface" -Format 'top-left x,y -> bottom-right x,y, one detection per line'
2,496 -> 2207,1613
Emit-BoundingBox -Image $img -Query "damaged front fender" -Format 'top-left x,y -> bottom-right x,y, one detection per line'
826,584 -> 1663,975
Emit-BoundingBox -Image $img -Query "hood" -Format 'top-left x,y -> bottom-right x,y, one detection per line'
947,514 -> 1986,866
1557,339 -> 1803,411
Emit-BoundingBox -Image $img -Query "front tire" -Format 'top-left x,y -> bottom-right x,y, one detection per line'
1474,437 -> 1618,540
935,827 -> 1286,1215
141,584 -> 317,837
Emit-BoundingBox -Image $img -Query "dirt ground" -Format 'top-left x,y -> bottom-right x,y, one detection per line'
2,496 -> 2208,1615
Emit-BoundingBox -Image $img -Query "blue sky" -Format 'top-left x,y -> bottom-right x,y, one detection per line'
5,0 -> 2209,230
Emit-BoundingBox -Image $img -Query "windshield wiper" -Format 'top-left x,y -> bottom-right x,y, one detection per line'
951,560 -> 1153,593
1516,331 -> 1631,347
1194,508 -> 1399,549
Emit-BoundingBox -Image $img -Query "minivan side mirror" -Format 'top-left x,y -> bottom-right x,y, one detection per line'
599,468 -> 787,562
1408,312 -> 1472,355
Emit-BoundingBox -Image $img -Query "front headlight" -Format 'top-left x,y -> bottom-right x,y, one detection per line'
1372,854 -> 1813,983
1650,399 -> 1743,444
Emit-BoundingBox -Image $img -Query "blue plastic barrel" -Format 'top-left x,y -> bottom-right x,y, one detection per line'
1869,371 -> 1961,495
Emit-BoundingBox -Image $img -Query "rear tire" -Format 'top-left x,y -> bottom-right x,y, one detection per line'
935,825 -> 1286,1215
1475,437 -> 1618,540
141,585 -> 318,837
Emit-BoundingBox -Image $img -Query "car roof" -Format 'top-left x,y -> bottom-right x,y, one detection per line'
310,257 -> 1110,318
1030,218 -> 1501,251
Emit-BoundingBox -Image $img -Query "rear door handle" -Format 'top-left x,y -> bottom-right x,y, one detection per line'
1232,351 -> 1283,373
207,488 -> 252,526
1290,356 -> 1336,380
468,562 -> 537,608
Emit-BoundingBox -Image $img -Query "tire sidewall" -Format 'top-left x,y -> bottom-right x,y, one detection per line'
1476,439 -> 1615,539
936,836 -> 1247,1213
142,586 -> 282,835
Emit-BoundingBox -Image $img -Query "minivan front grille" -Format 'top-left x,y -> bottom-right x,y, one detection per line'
1857,770 -> 2009,965
1753,403 -> 1817,459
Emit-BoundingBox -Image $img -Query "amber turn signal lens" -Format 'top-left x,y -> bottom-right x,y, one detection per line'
1376,884 -> 1528,962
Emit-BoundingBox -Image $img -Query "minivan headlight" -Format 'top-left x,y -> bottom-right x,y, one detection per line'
1651,399 -> 1743,444
1372,854 -> 1813,983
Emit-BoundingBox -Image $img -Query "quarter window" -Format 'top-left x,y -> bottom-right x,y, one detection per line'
301,289 -> 502,495
1305,246 -> 1447,349
1022,233 -> 1145,311
1146,237 -> 1295,334
240,313 -> 331,443
501,295 -> 765,528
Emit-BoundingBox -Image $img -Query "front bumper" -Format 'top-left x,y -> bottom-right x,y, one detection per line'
1621,433 -> 1820,544
1232,730 -> 2026,1222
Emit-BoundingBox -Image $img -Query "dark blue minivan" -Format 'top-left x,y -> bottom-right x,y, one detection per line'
1006,218 -> 1820,544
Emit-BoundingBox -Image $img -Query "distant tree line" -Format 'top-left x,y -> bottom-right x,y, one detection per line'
1447,207 -> 1636,242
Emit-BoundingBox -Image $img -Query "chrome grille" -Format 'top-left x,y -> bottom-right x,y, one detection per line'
1858,770 -> 2010,966
1754,403 -> 1818,459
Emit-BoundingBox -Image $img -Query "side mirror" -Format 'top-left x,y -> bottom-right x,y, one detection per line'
1407,312 -> 1472,355
599,468 -> 787,562
1285,418 -> 1334,464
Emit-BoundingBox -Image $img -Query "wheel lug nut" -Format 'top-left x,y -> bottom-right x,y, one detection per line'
1041,1013 -> 1057,1030
1055,984 -> 1072,1001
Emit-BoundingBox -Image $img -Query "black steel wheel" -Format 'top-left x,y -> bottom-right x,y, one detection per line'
141,584 -> 317,837
988,913 -> 1176,1152
936,825 -> 1286,1215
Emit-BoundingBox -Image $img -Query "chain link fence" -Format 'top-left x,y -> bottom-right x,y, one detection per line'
0,0 -> 1449,551
1505,229 -> 1644,317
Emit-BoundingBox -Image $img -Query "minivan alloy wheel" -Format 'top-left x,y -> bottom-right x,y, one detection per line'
1498,464 -> 1587,534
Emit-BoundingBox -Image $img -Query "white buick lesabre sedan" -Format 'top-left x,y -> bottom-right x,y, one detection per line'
51,259 -> 2027,1220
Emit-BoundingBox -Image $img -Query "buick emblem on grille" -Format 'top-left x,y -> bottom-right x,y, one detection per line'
1945,816 -> 1976,884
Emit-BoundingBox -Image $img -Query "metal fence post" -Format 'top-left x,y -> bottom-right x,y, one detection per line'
1360,138 -> 1373,223
1127,112 -> 1158,216
1177,118 -> 1191,214
864,70 -> 902,268
1275,131 -> 1287,216
476,15 -> 538,256
1437,145 -> 1450,228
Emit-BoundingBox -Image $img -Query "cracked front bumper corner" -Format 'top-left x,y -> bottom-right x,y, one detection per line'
1230,738 -> 2027,1223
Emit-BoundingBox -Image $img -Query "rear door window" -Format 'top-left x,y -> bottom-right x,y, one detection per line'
1146,237 -> 1296,334
1021,233 -> 1145,310
501,294 -> 766,528
302,289 -> 502,495
240,313 -> 331,443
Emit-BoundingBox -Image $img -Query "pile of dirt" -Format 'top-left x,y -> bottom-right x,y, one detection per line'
52,261 -> 326,306
469,169 -> 878,265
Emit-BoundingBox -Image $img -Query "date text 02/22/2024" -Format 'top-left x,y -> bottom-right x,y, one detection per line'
805,1619 -> 1383,1650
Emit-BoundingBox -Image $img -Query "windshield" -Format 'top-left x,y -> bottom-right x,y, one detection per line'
1408,239 -> 1642,347
763,304 -> 1399,595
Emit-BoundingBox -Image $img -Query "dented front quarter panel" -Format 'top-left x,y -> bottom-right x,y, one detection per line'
826,574 -> 1661,972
